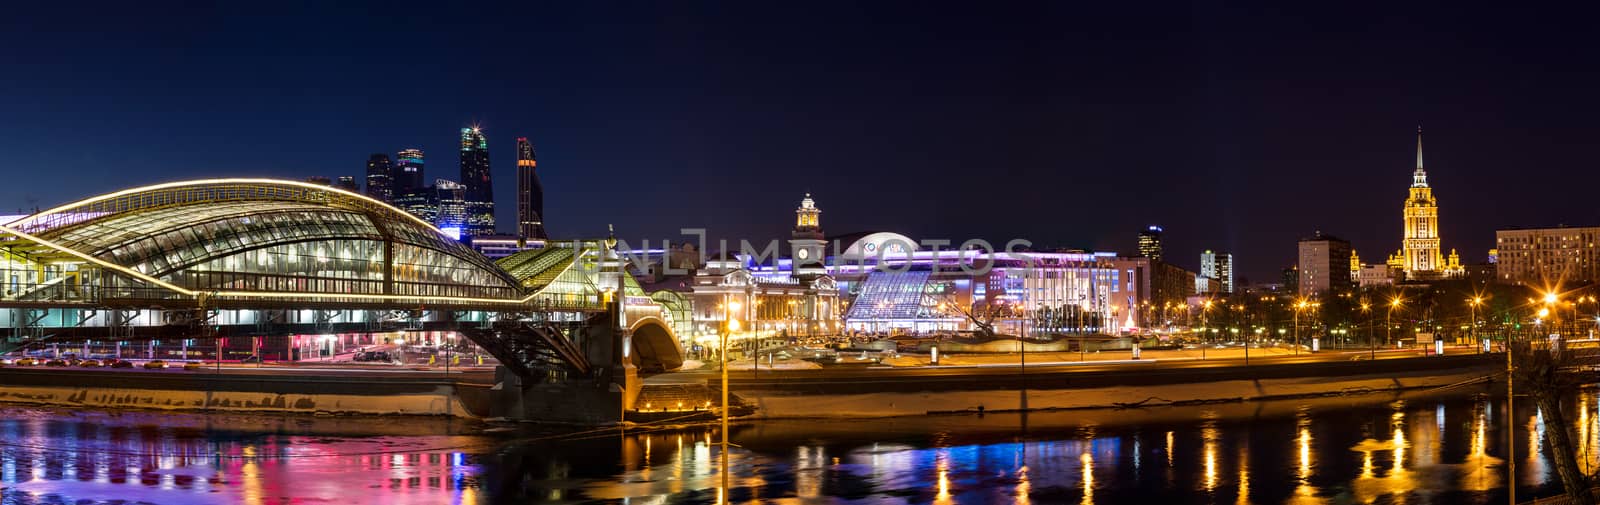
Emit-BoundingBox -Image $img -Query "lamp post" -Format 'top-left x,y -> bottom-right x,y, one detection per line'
1387,297 -> 1403,350
719,293 -> 741,496
1361,302 -> 1373,361
1019,304 -> 1028,411
1293,299 -> 1308,355
1469,296 -> 1483,352
1507,309 -> 1516,505
1543,291 -> 1559,336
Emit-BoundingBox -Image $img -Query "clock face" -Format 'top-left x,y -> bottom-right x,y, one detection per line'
797,248 -> 810,260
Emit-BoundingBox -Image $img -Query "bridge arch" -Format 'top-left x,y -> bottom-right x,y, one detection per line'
628,316 -> 684,372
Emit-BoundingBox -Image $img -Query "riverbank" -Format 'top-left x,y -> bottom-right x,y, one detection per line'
729,364 -> 1495,418
688,353 -> 1503,419
0,366 -> 496,417
0,354 -> 1503,424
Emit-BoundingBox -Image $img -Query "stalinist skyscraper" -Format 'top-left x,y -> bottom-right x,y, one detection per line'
1393,127 -> 1463,280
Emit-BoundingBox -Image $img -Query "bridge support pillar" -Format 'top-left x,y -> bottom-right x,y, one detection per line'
489,365 -> 638,425
488,322 -> 641,425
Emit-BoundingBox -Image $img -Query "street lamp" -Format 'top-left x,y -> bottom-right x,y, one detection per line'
1469,296 -> 1484,352
1361,302 -> 1374,361
1385,297 -> 1404,351
1293,299 -> 1309,355
719,294 -> 742,473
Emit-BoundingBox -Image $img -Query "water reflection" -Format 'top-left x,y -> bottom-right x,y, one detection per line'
1287,412 -> 1319,504
0,408 -> 487,505
558,390 -> 1590,503
6,387 -> 1600,503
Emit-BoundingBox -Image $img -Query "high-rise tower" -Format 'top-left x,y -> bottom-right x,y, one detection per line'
459,127 -> 494,237
394,149 -> 426,196
365,154 -> 393,202
1400,127 -> 1444,279
516,137 -> 546,240
1200,250 -> 1233,294
1138,226 -> 1163,262
790,194 -> 826,282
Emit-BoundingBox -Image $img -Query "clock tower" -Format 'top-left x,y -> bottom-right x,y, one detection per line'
790,193 -> 826,282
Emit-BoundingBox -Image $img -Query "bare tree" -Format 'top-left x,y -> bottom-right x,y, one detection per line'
1511,337 -> 1597,505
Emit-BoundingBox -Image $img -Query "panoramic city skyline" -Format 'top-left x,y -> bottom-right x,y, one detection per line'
6,2 -> 1600,281
7,3 -> 1600,504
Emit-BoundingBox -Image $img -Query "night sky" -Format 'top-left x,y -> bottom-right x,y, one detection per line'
4,2 -> 1599,282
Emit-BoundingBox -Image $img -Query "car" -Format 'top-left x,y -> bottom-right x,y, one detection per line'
13,358 -> 39,366
44,359 -> 69,367
143,360 -> 168,369
109,360 -> 134,368
353,351 -> 397,363
78,359 -> 102,368
182,362 -> 206,370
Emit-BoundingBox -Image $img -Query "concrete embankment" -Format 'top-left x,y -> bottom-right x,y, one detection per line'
722,354 -> 1501,419
0,367 -> 496,417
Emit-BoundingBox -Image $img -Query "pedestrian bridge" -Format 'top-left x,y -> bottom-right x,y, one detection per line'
0,178 -> 683,377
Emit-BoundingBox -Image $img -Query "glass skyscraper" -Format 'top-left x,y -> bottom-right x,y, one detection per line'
395,148 -> 426,196
365,153 -> 393,202
516,137 -> 545,240
459,127 -> 494,237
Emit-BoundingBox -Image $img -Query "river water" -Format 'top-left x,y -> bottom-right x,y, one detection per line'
0,386 -> 1596,504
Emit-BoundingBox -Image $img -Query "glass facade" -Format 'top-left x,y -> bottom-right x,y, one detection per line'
5,180 -> 522,303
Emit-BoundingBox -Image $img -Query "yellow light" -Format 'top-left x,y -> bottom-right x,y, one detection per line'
1545,292 -> 1559,304
1390,298 -> 1402,308
729,320 -> 741,332
729,301 -> 741,313
1539,308 -> 1550,318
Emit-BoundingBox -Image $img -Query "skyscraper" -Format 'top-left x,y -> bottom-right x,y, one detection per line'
434,179 -> 467,239
334,176 -> 359,192
394,149 -> 426,196
365,154 -> 393,202
391,179 -> 468,241
1298,231 -> 1352,295
459,127 -> 494,237
1200,250 -> 1234,294
1393,127 -> 1463,280
1137,226 -> 1163,262
516,137 -> 546,240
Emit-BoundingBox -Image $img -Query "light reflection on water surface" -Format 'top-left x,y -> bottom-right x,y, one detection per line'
0,388 -> 1595,504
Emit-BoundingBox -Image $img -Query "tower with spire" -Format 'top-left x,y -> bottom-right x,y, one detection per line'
1397,127 -> 1462,280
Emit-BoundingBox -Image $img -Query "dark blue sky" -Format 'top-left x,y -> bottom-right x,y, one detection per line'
4,1 -> 1599,281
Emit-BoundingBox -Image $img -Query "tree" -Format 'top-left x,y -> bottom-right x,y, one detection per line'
1511,337 -> 1596,505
